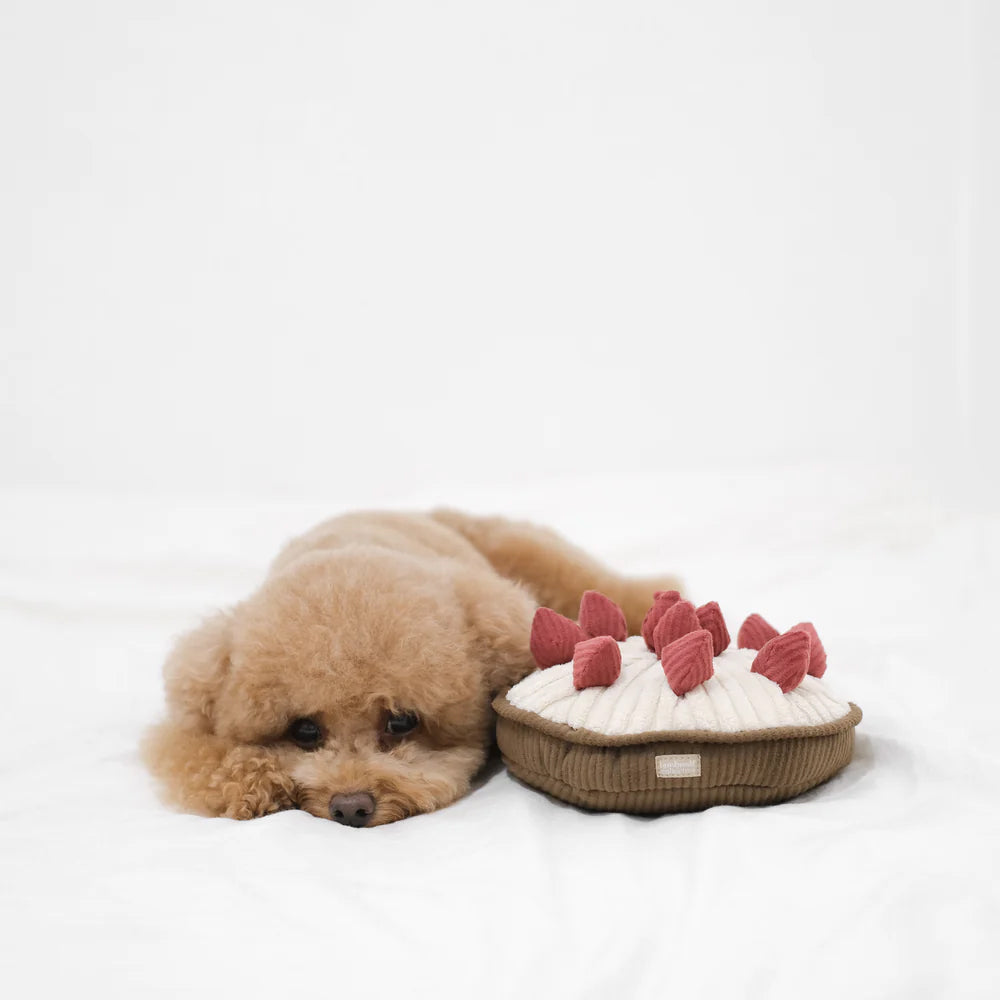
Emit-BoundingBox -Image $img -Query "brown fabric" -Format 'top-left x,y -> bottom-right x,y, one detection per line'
493,695 -> 862,814
493,695 -> 862,746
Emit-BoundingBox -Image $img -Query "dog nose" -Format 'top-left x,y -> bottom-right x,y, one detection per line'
329,792 -> 376,827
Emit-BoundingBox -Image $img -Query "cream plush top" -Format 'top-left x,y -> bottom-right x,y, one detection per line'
507,635 -> 853,736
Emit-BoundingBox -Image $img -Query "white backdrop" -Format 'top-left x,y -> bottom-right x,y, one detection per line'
2,0 -> 996,509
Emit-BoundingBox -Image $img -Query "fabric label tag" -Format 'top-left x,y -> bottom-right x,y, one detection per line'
654,753 -> 702,778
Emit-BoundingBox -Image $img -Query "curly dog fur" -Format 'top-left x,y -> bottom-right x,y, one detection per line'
143,509 -> 678,826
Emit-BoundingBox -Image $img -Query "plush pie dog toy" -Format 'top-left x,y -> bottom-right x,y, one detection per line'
493,591 -> 862,813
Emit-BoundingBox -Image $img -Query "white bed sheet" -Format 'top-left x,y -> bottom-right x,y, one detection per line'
1,471 -> 997,998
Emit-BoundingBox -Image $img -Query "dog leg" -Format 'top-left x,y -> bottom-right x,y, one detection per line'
142,722 -> 296,820
430,509 -> 681,634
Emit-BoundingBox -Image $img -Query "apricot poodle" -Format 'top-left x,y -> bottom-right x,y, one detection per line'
144,510 -> 677,827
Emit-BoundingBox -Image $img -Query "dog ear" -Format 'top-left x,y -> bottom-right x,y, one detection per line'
453,571 -> 537,696
162,610 -> 234,733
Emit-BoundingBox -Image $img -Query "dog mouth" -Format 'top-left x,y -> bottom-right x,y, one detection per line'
287,741 -> 486,826
292,786 -> 413,827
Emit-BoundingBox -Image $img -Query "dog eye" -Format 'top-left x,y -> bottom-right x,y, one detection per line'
287,717 -> 323,749
384,711 -> 419,737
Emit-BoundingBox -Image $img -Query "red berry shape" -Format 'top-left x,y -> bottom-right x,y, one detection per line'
572,636 -> 622,690
737,613 -> 780,650
660,629 -> 715,695
696,601 -> 730,656
640,590 -> 682,650
530,607 -> 586,669
791,621 -> 827,678
652,600 -> 699,655
578,590 -> 628,641
751,630 -> 811,693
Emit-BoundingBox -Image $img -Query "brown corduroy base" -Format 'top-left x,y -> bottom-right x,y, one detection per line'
493,695 -> 862,814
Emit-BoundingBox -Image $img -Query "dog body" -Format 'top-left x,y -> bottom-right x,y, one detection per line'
144,510 -> 675,826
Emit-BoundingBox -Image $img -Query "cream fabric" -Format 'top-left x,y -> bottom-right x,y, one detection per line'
507,636 -> 852,735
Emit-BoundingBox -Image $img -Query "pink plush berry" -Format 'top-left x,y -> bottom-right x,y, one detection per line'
737,613 -> 780,651
530,607 -> 586,669
578,590 -> 628,641
572,636 -> 623,690
652,600 -> 700,656
790,621 -> 827,678
660,629 -> 715,695
751,630 -> 811,692
641,590 -> 682,650
695,601 -> 730,656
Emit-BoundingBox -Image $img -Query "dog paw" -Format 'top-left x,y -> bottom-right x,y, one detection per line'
216,748 -> 296,820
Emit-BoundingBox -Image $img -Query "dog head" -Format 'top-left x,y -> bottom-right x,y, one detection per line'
159,546 -> 534,826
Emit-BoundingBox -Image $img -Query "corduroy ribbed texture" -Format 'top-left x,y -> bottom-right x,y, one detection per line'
494,699 -> 861,813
